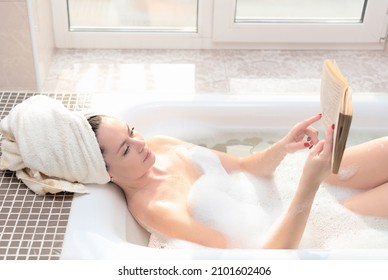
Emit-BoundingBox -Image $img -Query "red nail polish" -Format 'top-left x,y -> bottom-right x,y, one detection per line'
318,113 -> 322,117
304,142 -> 310,147
331,124 -> 335,130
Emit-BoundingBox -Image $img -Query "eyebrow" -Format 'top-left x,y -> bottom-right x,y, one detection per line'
116,124 -> 131,155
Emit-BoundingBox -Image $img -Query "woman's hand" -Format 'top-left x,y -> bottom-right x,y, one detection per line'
281,114 -> 322,153
302,123 -> 334,184
261,124 -> 334,249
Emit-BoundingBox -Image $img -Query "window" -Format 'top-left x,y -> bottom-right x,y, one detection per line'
51,0 -> 388,49
234,0 -> 367,24
67,0 -> 198,33
213,0 -> 388,48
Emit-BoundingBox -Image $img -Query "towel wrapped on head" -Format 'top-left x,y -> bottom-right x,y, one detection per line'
0,95 -> 110,195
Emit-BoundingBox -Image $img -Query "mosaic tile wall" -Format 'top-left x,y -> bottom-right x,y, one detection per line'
0,92 -> 91,260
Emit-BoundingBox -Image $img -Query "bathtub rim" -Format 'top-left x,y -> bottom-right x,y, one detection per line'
91,93 -> 388,130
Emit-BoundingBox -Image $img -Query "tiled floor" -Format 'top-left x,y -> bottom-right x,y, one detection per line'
1,48 -> 388,260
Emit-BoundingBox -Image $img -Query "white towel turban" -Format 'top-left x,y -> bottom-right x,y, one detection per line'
0,95 -> 110,195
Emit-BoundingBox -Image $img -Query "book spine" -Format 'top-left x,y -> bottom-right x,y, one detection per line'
332,113 -> 352,174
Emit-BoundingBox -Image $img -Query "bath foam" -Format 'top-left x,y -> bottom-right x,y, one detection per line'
275,148 -> 388,249
148,145 -> 388,249
189,173 -> 276,248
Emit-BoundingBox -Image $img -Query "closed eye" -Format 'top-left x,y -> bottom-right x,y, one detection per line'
123,126 -> 135,156
123,144 -> 130,156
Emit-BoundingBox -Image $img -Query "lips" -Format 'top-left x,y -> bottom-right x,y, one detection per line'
143,150 -> 151,162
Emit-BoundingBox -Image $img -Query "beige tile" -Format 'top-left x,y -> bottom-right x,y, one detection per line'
32,0 -> 55,89
0,1 -> 36,90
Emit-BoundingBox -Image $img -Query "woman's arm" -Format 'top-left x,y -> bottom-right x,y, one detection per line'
131,199 -> 229,248
214,114 -> 322,177
261,125 -> 334,249
154,114 -> 321,178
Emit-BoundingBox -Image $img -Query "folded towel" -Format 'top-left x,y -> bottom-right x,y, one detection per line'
0,95 -> 110,195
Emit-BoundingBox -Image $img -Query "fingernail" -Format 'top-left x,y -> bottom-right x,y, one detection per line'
304,142 -> 310,148
331,124 -> 335,130
318,113 -> 322,117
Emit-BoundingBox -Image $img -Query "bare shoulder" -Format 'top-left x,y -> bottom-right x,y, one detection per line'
128,189 -> 187,235
127,188 -> 154,222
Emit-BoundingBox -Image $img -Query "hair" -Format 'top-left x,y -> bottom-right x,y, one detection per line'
87,115 -> 110,171
87,115 -> 103,136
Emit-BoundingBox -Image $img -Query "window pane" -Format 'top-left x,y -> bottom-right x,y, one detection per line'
235,0 -> 367,23
67,0 -> 198,32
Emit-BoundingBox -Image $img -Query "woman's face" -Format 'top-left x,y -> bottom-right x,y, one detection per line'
96,116 -> 155,184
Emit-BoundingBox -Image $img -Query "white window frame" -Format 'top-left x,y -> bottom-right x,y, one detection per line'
213,0 -> 388,49
51,0 -> 213,49
51,0 -> 388,49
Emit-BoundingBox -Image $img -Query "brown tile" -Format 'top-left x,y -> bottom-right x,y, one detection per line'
0,94 -> 76,260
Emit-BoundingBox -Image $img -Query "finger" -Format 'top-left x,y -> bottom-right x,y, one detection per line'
305,126 -> 320,144
297,113 -> 322,130
287,141 -> 310,152
309,139 -> 325,155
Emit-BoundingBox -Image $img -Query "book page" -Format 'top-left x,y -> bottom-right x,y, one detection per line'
320,60 -> 348,127
320,59 -> 352,174
320,61 -> 346,129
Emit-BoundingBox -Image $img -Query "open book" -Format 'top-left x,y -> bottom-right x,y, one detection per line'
320,59 -> 353,174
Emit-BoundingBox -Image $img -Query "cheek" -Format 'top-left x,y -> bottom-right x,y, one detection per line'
104,155 -> 126,176
115,156 -> 143,175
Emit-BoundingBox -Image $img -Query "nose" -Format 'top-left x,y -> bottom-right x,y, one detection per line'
130,137 -> 145,153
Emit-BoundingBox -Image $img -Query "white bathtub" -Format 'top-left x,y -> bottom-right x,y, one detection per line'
61,94 -> 388,260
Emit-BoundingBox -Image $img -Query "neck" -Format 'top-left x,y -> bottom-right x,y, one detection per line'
116,164 -> 169,196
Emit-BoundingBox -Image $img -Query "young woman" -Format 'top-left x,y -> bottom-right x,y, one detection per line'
88,113 -> 337,249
